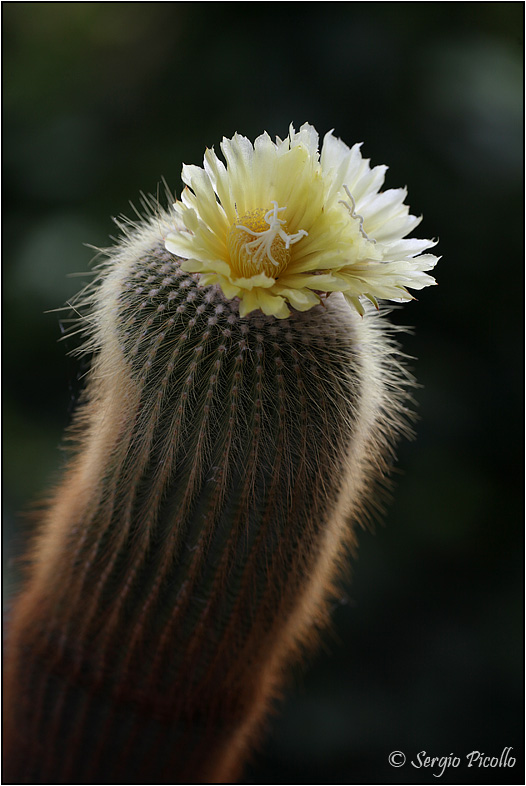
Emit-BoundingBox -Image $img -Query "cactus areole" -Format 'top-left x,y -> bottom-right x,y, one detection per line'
4,123 -> 438,783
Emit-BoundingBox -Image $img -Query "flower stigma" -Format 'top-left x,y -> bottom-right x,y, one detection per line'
227,201 -> 308,279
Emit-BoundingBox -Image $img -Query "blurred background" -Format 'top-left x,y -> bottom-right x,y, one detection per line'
3,3 -> 523,783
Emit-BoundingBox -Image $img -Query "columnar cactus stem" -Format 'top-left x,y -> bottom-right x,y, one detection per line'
4,204 -> 414,783
5,116 -> 440,783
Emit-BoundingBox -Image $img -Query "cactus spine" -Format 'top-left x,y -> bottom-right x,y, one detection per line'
4,200 -> 413,783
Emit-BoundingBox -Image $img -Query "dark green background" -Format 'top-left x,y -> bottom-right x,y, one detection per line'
3,3 -> 523,784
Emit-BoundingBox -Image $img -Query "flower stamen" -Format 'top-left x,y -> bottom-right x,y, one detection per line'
339,186 -> 375,243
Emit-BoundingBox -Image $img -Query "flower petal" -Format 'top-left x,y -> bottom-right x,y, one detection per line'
256,290 -> 290,318
273,286 -> 320,311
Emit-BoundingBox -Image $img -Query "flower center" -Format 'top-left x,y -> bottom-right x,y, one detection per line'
227,201 -> 308,279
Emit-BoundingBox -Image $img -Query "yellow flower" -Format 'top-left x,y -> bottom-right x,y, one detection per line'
165,123 -> 438,319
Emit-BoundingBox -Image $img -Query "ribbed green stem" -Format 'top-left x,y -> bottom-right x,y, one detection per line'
4,207 -> 413,783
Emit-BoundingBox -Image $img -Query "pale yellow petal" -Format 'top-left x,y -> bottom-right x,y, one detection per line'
197,273 -> 219,288
203,148 -> 237,222
277,273 -> 344,292
217,275 -> 242,299
343,293 -> 366,316
273,286 -> 320,311
181,258 -> 231,277
232,273 -> 276,291
257,290 -> 290,318
238,289 -> 259,317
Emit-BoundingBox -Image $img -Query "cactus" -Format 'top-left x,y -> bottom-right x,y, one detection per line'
4,124 -> 437,783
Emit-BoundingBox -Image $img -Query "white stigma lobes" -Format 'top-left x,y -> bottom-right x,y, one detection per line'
228,202 -> 308,278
